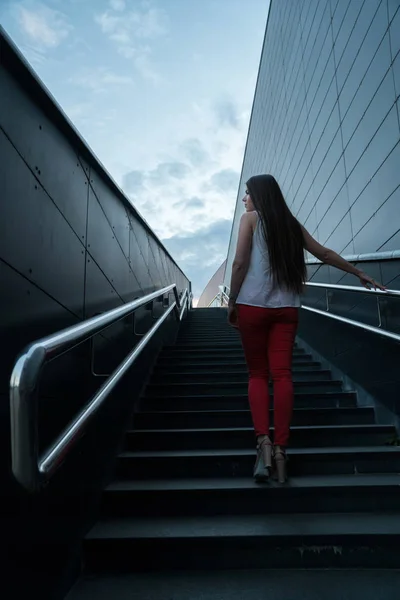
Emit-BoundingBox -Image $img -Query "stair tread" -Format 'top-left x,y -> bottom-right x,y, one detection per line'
106,473 -> 400,492
82,310 -> 400,576
137,407 -> 373,416
119,445 -> 400,459
87,511 -> 400,540
146,391 -> 355,398
148,380 -> 341,387
66,569 -> 400,600
131,424 -> 394,434
157,369 -> 327,374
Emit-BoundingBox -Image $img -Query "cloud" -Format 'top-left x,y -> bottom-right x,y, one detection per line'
123,170 -> 145,195
119,97 -> 247,244
173,197 -> 205,210
15,2 -> 72,50
69,67 -> 134,93
95,3 -> 168,82
114,97 -> 248,292
64,101 -> 92,121
133,51 -> 160,83
109,0 -> 126,11
207,168 -> 240,193
149,162 -> 190,184
214,98 -> 241,129
123,162 -> 191,196
180,138 -> 210,167
162,219 -> 232,297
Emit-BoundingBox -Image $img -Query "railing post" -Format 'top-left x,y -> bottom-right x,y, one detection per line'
10,345 -> 46,492
377,296 -> 382,328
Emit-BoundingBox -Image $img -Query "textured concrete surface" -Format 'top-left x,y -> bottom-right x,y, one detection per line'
68,569 -> 400,600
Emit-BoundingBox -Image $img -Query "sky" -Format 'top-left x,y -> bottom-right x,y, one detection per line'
0,0 -> 269,301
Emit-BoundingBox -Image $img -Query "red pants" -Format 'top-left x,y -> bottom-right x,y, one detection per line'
237,305 -> 299,447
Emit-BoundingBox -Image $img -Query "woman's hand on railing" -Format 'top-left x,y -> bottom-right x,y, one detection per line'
358,271 -> 386,291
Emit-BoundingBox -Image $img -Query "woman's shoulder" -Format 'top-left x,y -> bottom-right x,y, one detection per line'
240,211 -> 258,227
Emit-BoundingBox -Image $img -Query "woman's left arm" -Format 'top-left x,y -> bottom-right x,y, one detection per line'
228,212 -> 254,307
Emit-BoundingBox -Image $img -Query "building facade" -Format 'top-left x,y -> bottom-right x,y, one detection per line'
224,0 -> 400,286
198,260 -> 226,307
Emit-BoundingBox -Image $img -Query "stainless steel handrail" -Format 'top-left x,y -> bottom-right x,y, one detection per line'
206,293 -> 219,307
207,286 -> 229,307
301,306 -> 400,342
219,285 -> 229,304
304,282 -> 400,333
223,282 -> 400,341
306,249 -> 400,265
306,281 -> 400,298
10,284 -> 189,492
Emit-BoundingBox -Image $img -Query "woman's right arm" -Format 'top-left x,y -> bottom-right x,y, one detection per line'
301,225 -> 386,290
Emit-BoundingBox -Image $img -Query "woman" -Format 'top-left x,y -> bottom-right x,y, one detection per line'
228,174 -> 384,484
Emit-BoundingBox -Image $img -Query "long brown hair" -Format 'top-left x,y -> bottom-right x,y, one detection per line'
246,174 -> 306,294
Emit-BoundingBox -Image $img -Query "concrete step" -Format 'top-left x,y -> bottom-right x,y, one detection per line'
67,569 -> 400,600
124,424 -> 395,451
133,407 -> 376,429
115,446 -> 400,480
152,369 -> 332,383
101,474 -> 400,517
83,511 -> 400,572
157,356 -> 318,367
162,345 -> 307,355
145,380 -> 342,397
142,391 -> 358,411
177,332 -> 242,339
156,358 -> 321,370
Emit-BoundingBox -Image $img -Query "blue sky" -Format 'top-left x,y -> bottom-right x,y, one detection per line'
1,0 -> 269,299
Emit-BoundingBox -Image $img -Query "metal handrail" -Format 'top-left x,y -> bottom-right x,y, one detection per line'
303,282 -> 400,337
219,285 -> 230,303
301,305 -> 400,342
306,281 -> 400,298
10,284 -> 189,492
223,282 -> 400,342
207,286 -> 229,308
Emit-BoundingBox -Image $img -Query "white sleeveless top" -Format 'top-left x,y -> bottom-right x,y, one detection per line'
236,214 -> 300,308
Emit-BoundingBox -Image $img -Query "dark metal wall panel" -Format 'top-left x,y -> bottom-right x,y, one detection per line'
86,187 -> 133,302
0,35 -> 189,396
0,129 -> 86,317
0,259 -> 80,396
147,236 -> 164,289
130,215 -> 150,267
89,171 -> 130,260
0,69 -> 90,243
84,257 -> 124,319
1,27 -> 190,597
129,226 -> 154,294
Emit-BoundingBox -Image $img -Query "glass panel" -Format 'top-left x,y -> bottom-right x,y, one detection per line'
344,70 -> 397,173
346,106 -> 399,203
352,186 -> 400,253
336,0 -> 382,92
341,34 -> 393,146
350,141 -> 400,235
317,185 -> 350,241
338,5 -> 390,117
389,4 -> 400,57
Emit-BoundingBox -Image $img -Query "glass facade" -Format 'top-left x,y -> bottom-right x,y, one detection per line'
224,0 -> 400,286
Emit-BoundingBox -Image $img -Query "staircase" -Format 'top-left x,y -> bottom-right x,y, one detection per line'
69,308 -> 400,598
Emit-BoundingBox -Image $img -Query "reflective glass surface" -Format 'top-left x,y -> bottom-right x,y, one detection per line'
224,0 -> 400,285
